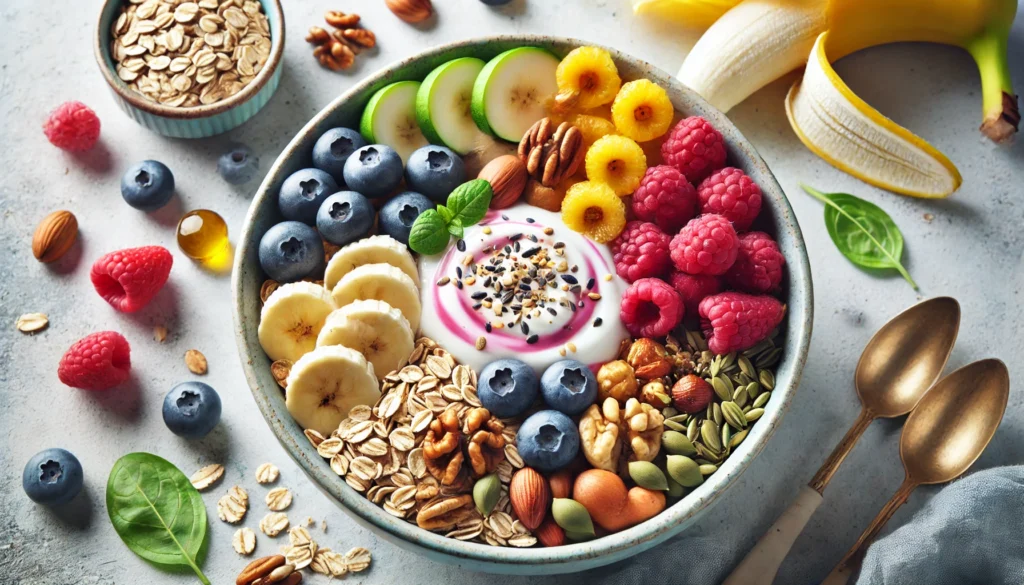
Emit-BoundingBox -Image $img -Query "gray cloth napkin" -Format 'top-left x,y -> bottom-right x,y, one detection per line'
854,465 -> 1024,585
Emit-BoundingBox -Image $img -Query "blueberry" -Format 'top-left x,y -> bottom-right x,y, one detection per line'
343,145 -> 404,199
405,146 -> 467,203
121,160 -> 175,211
163,382 -> 222,439
540,360 -> 598,415
218,144 -> 260,185
516,410 -> 580,472
477,358 -> 538,418
279,168 -> 338,225
316,191 -> 375,247
378,191 -> 435,246
259,221 -> 325,282
22,448 -> 84,505
313,127 -> 367,184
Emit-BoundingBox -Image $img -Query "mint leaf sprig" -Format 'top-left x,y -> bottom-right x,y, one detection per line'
409,179 -> 493,255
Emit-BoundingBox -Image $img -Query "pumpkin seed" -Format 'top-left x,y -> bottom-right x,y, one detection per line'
473,473 -> 500,517
722,401 -> 748,429
753,391 -> 772,409
686,417 -> 700,443
759,370 -> 775,391
666,455 -> 703,487
701,419 -> 722,453
746,408 -> 765,422
662,431 -> 696,456
664,419 -> 686,432
729,429 -> 749,448
698,464 -> 718,475
711,376 -> 732,402
552,498 -> 594,535
712,402 -> 723,426
756,348 -> 782,369
732,385 -> 749,408
721,422 -> 731,449
666,475 -> 685,497
746,381 -> 762,401
629,461 -> 669,491
738,355 -> 756,379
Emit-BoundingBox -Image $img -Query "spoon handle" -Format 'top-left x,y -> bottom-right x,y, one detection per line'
821,477 -> 917,585
810,408 -> 874,492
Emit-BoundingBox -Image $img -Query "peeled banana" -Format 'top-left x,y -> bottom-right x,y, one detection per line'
659,0 -> 1019,198
330,263 -> 422,332
258,281 -> 337,363
285,345 -> 380,436
324,234 -> 419,292
317,299 -> 414,380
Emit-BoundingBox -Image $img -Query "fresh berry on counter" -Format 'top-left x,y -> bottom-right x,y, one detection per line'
631,165 -> 698,233
669,214 -> 739,276
217,145 -> 260,186
561,181 -> 626,243
585,135 -> 647,196
555,46 -> 621,110
671,374 -> 714,414
661,116 -> 727,184
57,331 -> 131,391
405,145 -> 467,203
611,221 -> 672,283
668,271 -> 723,318
477,358 -> 539,418
378,191 -> 435,246
91,246 -> 173,313
699,292 -> 786,354
610,79 -> 674,143
725,231 -> 785,293
316,191 -> 375,247
697,167 -> 763,231
516,410 -> 580,472
258,221 -> 325,283
278,168 -> 338,225
22,448 -> 84,505
120,160 -> 175,212
43,101 -> 100,152
313,127 -> 368,184
177,209 -> 229,261
619,278 -> 684,338
540,360 -> 598,416
162,381 -> 222,439
343,145 -> 404,199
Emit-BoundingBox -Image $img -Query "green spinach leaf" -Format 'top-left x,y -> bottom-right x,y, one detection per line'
408,209 -> 451,255
802,184 -> 917,290
106,453 -> 211,585
446,179 -> 492,227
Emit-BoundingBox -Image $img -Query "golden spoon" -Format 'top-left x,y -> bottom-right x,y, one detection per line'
821,358 -> 1010,585
723,297 -> 960,585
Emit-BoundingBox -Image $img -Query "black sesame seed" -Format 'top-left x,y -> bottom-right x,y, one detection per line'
471,291 -> 487,300
587,278 -> 596,290
568,302 -> 577,313
594,317 -> 603,327
526,334 -> 539,344
522,246 -> 541,258
456,239 -> 466,252
472,302 -> 482,310
521,276 -> 533,285
483,277 -> 493,288
502,214 -> 509,221
455,267 -> 462,279
547,307 -> 558,316
455,280 -> 463,289
504,245 -> 512,254
554,242 -> 566,249
569,284 -> 582,294
521,322 -> 530,335
485,322 -> 492,332
510,233 -> 523,242
528,234 -> 539,243
513,241 -> 521,252
561,274 -> 578,284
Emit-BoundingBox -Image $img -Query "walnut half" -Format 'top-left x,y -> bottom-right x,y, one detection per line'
578,398 -> 622,472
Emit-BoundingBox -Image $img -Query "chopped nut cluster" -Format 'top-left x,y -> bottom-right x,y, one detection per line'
305,11 -> 377,71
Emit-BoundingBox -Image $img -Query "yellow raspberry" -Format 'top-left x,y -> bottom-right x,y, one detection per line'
556,47 -> 622,110
611,79 -> 674,142
561,181 -> 627,244
569,114 -> 618,152
585,135 -> 648,196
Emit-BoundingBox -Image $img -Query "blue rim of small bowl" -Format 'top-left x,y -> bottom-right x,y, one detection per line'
233,35 -> 813,574
93,0 -> 284,120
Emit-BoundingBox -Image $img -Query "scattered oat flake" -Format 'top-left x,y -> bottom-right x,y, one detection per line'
153,325 -> 168,342
255,462 -> 280,484
189,463 -> 224,491
270,359 -> 292,389
232,527 -> 256,555
312,549 -> 347,576
320,519 -> 327,532
259,512 -> 289,536
284,543 -> 314,570
217,487 -> 248,524
265,487 -> 293,511
923,213 -> 935,223
185,349 -> 208,374
16,313 -> 48,333
344,547 -> 372,572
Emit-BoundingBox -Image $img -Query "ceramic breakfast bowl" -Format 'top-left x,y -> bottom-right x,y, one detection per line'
232,35 -> 813,575
94,0 -> 284,138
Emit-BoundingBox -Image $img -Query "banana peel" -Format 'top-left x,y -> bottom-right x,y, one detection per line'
647,0 -> 1020,198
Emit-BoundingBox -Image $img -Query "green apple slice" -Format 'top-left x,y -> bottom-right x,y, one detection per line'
360,81 -> 430,163
416,57 -> 487,155
471,47 -> 560,142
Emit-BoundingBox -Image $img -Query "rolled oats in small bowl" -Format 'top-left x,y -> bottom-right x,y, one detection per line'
94,0 -> 284,138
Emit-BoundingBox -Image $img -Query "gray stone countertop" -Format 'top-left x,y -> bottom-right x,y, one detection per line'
1,1 -> 1021,584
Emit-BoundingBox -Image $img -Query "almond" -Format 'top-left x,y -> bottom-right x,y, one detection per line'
509,467 -> 550,531
385,0 -> 433,23
534,516 -> 565,547
548,469 -> 573,500
479,155 -> 528,209
32,210 -> 78,263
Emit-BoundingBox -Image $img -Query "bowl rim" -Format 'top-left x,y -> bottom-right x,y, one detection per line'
232,34 -> 814,572
93,0 -> 285,119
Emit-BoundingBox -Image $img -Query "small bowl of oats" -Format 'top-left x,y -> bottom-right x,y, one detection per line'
94,0 -> 284,139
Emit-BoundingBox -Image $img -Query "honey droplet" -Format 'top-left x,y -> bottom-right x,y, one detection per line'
177,209 -> 228,260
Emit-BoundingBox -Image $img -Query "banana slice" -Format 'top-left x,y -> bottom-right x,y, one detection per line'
324,235 -> 418,292
330,263 -> 422,333
258,282 -> 336,363
285,345 -> 379,436
317,300 -> 414,380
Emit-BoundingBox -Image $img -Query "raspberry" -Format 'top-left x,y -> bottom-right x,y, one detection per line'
561,181 -> 627,243
697,167 -> 763,231
43,101 -> 101,152
699,292 -> 786,354
611,222 -> 672,282
631,165 -> 698,233
585,135 -> 647,196
91,246 -> 173,313
670,214 -> 739,276
668,271 -> 722,317
611,79 -> 674,142
661,116 -> 727,184
619,278 -> 684,338
556,47 -> 622,109
671,375 -> 713,414
57,331 -> 131,391
725,232 -> 785,293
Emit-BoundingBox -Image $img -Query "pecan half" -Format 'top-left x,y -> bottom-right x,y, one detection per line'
341,28 -> 376,49
305,26 -> 330,45
415,494 -> 475,531
517,118 -> 584,187
324,11 -> 360,28
236,555 -> 286,585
